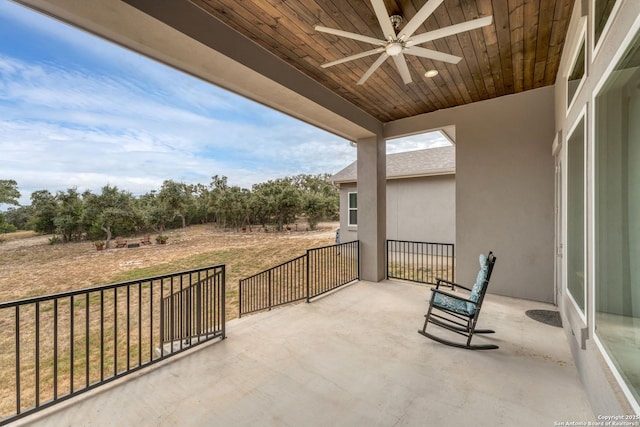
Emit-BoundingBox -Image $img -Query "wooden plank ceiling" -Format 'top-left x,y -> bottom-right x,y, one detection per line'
191,0 -> 574,123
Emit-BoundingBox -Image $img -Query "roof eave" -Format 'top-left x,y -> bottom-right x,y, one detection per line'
331,168 -> 456,185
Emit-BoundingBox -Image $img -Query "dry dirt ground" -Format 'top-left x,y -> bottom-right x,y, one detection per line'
0,222 -> 338,319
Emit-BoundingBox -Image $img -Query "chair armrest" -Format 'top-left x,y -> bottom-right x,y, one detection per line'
453,283 -> 473,292
435,278 -> 472,292
435,278 -> 456,288
430,288 -> 476,305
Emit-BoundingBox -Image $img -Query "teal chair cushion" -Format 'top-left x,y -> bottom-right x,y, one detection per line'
469,254 -> 489,303
433,292 -> 474,316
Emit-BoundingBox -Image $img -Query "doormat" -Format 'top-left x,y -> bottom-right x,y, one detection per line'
525,310 -> 563,328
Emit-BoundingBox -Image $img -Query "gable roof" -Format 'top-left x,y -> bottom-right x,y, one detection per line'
330,146 -> 455,184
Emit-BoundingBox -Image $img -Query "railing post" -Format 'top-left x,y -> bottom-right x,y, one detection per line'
385,240 -> 389,279
238,279 -> 242,318
221,265 -> 226,339
357,241 -> 361,280
268,269 -> 272,311
306,249 -> 310,303
452,243 -> 455,283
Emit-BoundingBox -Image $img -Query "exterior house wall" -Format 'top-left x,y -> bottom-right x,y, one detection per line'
386,86 -> 556,304
337,174 -> 455,245
553,0 -> 640,417
386,175 -> 455,243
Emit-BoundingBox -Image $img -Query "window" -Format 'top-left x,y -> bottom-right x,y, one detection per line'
567,115 -> 586,313
594,0 -> 619,48
348,192 -> 357,226
595,28 -> 640,406
568,37 -> 586,110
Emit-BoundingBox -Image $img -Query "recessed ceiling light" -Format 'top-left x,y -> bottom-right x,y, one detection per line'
425,69 -> 438,78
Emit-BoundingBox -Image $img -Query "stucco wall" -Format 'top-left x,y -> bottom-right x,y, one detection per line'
338,174 -> 455,244
386,86 -> 556,303
386,175 -> 455,243
456,87 -> 555,302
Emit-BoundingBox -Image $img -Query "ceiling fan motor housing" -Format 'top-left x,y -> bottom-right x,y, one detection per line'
389,14 -> 402,30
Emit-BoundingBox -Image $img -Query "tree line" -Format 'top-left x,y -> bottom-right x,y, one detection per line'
0,175 -> 339,248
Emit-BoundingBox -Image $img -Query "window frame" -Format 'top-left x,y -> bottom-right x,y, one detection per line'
592,0 -> 622,58
567,22 -> 588,114
565,109 -> 588,320
590,14 -> 640,414
347,191 -> 357,227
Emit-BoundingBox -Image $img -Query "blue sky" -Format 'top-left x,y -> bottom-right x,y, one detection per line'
0,0 -> 449,207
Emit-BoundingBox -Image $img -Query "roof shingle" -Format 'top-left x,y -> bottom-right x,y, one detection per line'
330,146 -> 455,184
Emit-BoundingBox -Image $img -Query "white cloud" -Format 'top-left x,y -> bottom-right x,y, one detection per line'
387,131 -> 451,153
0,53 -> 351,206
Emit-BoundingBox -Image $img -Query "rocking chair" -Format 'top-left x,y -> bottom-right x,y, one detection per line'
418,252 -> 498,350
114,236 -> 128,248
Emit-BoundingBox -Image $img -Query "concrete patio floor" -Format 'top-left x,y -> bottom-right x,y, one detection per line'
16,280 -> 594,426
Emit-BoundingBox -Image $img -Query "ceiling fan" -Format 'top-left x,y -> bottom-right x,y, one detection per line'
315,0 -> 493,85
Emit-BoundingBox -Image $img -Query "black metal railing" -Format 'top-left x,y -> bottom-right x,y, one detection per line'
0,265 -> 225,426
161,268 -> 225,344
238,254 -> 308,317
239,241 -> 359,317
308,241 -> 359,299
386,240 -> 455,285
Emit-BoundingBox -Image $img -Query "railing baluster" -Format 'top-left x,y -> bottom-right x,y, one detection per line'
179,275 -> 183,352
159,278 -> 164,358
54,299 -> 58,400
149,281 -> 154,361
35,302 -> 40,408
171,276 -> 175,339
113,288 -> 117,377
138,282 -> 142,368
126,285 -> 130,371
85,293 -> 89,389
268,269 -> 272,311
100,291 -> 104,382
70,295 -> 75,393
205,273 -> 210,339
15,305 -> 20,415
197,271 -> 201,338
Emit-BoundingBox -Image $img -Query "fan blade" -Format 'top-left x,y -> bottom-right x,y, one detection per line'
315,25 -> 385,46
399,0 -> 445,40
321,47 -> 386,68
357,53 -> 389,85
391,54 -> 413,84
405,46 -> 461,64
407,16 -> 493,46
370,0 -> 396,40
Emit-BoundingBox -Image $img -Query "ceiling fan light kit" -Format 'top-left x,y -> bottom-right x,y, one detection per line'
385,42 -> 404,56
315,0 -> 493,86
